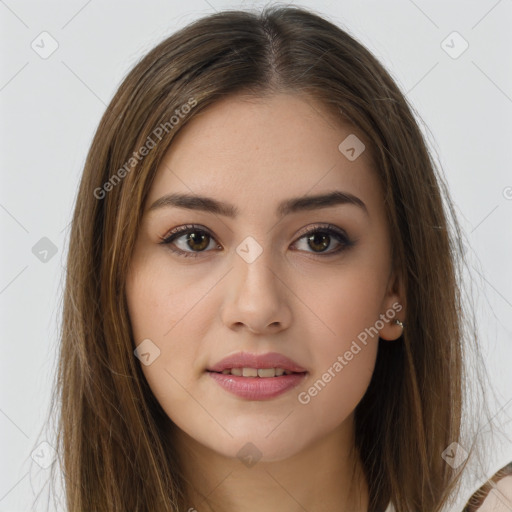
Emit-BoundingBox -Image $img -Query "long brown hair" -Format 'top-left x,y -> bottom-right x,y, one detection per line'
36,5 -> 496,511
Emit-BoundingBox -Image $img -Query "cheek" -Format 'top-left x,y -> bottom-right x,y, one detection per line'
294,281 -> 380,413
126,250 -> 218,346
290,263 -> 386,414
292,348 -> 377,456
295,258 -> 388,351
125,253 -> 219,404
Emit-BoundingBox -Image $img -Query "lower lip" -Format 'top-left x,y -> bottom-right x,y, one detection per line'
207,371 -> 308,400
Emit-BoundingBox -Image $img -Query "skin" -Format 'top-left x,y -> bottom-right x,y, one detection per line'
126,92 -> 406,512
475,475 -> 512,511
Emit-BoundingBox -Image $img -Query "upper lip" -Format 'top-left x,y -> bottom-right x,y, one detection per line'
207,352 -> 307,373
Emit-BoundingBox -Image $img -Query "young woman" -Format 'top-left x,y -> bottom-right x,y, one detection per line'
42,5 -> 508,511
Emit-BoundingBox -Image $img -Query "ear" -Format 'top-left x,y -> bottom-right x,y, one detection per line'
378,267 -> 406,341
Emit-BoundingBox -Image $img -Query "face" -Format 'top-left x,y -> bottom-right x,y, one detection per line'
125,92 -> 404,463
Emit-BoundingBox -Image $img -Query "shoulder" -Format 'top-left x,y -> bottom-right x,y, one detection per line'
463,462 -> 512,511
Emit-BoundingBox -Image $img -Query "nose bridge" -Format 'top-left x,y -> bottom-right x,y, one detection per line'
234,235 -> 281,300
220,234 -> 292,332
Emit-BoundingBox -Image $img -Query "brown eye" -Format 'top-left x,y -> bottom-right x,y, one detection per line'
293,225 -> 354,256
159,225 -> 218,258
182,231 -> 210,252
306,232 -> 331,252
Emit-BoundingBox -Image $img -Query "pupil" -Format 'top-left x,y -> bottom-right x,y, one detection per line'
309,233 -> 329,252
188,232 -> 209,251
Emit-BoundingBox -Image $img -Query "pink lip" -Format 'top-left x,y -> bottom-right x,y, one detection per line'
206,352 -> 308,400
207,351 -> 307,373
208,372 -> 307,400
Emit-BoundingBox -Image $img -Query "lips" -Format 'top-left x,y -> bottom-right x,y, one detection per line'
207,351 -> 308,400
207,351 -> 308,374
206,351 -> 308,400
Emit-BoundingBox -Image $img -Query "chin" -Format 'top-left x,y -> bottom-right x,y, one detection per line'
196,425 -> 313,464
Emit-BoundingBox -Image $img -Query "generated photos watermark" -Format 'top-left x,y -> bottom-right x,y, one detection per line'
94,97 -> 197,200
297,302 -> 403,405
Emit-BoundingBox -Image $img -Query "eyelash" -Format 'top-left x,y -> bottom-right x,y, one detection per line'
158,223 -> 355,259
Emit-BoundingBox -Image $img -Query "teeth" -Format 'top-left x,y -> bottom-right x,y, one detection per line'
242,367 -> 258,377
218,367 -> 293,377
257,368 -> 275,378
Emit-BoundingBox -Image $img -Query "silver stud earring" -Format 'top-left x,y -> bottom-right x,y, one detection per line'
394,319 -> 405,330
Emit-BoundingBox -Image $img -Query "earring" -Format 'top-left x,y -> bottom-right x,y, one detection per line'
394,319 -> 405,330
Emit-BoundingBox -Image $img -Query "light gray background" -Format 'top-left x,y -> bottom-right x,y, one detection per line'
1,1 -> 511,511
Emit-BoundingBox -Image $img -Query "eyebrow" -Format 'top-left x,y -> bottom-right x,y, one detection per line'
147,190 -> 368,218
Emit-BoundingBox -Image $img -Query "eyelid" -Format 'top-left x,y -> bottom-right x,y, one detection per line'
160,223 -> 212,241
295,223 -> 349,240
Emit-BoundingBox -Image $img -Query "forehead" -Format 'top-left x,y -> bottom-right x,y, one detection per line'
146,93 -> 382,218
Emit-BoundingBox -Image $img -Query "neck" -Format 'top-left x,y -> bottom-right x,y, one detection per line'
171,417 -> 369,512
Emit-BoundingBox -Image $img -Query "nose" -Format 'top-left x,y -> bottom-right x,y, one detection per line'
219,246 -> 292,335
